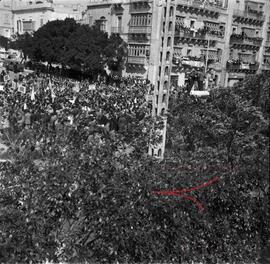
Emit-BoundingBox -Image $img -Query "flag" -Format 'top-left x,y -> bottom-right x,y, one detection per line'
51,88 -> 56,102
31,88 -> 35,101
89,84 -> 96,91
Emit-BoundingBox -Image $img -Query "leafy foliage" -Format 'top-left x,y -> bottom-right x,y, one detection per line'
11,19 -> 127,75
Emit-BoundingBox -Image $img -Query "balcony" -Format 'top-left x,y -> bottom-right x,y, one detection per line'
127,56 -> 146,65
233,10 -> 265,26
226,61 -> 259,73
129,1 -> 152,13
174,29 -> 216,47
128,34 -> 150,43
230,34 -> 263,51
12,1 -> 53,11
111,27 -> 124,34
176,0 -> 225,19
88,0 -> 123,6
128,26 -> 152,34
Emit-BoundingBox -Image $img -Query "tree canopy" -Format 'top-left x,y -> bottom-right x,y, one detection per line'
11,18 -> 127,76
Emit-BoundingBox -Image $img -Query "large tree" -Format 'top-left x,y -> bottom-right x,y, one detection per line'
11,19 -> 127,75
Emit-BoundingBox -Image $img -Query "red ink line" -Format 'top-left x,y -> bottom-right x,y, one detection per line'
152,176 -> 219,196
152,176 -> 220,212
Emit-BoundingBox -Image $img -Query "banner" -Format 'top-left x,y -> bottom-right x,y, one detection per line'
89,84 -> 96,91
18,84 -> 26,94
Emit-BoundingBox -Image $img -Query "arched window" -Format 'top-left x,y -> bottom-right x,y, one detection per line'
162,94 -> 166,103
161,108 -> 165,115
167,37 -> 171,47
166,51 -> 170,61
98,16 -> 107,32
158,148 -> 162,157
164,81 -> 168,90
165,66 -> 169,76
169,6 -> 174,17
168,21 -> 173,32
163,7 -> 167,18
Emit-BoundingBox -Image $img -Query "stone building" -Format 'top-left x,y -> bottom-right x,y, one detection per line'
0,0 -> 13,38
84,0 -> 270,158
0,0 -> 83,36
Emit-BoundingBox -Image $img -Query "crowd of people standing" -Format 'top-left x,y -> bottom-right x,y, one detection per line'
0,69 -> 154,162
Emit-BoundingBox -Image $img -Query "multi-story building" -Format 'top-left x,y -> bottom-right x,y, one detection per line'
0,0 -> 13,38
225,0 -> 270,86
85,0 -> 270,159
0,0 -> 84,36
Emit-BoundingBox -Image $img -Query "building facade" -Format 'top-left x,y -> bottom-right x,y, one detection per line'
85,0 -> 270,158
0,0 -> 13,38
0,0 -> 84,36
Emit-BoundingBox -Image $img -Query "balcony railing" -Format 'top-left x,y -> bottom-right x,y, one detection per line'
233,10 -> 265,24
127,56 -> 146,64
177,0 -> 225,11
129,1 -> 151,13
230,34 -> 263,46
111,27 -> 124,34
128,26 -> 151,34
128,35 -> 150,43
226,61 -> 259,71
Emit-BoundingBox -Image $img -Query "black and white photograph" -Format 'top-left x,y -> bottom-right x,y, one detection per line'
0,0 -> 269,263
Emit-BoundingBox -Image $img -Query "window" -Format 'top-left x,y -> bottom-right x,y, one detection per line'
267,32 -> 270,41
117,16 -> 122,29
168,21 -> 173,32
190,20 -> 195,29
169,6 -> 174,17
166,51 -> 170,61
158,149 -> 162,157
164,81 -> 168,90
165,66 -> 169,76
162,94 -> 166,103
22,21 -> 35,32
156,95 -> 159,104
232,27 -> 237,34
96,17 -> 107,32
157,81 -> 160,91
167,37 -> 172,47
187,49 -> 192,56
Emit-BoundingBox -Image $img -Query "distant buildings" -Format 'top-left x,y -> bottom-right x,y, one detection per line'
0,0 -> 13,38
0,0 -> 84,36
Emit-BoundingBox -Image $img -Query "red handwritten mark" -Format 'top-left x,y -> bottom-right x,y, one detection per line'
152,176 -> 220,213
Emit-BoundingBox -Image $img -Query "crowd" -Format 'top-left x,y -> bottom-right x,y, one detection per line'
0,69 -> 154,162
